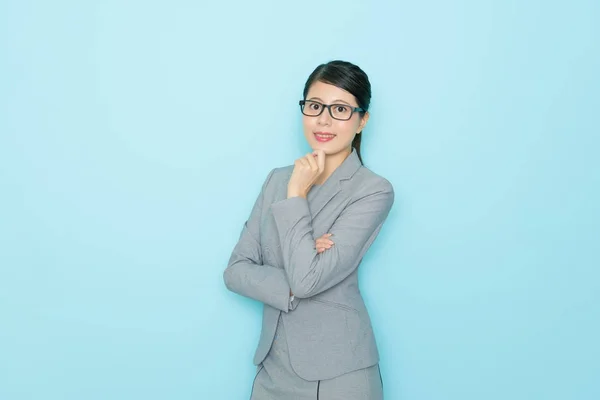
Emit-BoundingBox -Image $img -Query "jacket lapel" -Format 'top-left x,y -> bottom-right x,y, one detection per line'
306,148 -> 362,219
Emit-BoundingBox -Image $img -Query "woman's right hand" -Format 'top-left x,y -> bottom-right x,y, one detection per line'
315,233 -> 334,254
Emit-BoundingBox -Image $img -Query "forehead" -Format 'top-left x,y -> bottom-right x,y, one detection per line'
306,81 -> 356,104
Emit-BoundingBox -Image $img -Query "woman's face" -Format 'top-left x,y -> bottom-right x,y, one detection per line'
302,81 -> 369,155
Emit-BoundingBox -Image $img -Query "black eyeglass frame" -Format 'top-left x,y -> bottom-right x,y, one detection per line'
298,100 -> 366,121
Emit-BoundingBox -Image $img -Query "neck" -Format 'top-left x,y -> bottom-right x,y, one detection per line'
315,147 -> 352,185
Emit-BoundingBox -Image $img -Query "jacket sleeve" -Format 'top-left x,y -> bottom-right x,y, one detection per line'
223,169 -> 296,312
270,179 -> 394,299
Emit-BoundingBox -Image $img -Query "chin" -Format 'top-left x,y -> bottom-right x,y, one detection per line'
311,145 -> 333,154
314,147 -> 348,157
308,138 -> 351,155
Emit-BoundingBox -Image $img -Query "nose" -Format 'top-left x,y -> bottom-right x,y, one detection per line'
316,106 -> 332,126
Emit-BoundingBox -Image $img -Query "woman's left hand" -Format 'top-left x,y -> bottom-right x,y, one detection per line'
315,233 -> 334,254
287,150 -> 325,198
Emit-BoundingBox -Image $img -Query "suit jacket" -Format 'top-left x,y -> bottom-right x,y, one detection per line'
223,148 -> 394,381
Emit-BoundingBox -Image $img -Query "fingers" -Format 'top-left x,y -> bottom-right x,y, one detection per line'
296,154 -> 317,172
316,244 -> 333,253
316,238 -> 334,247
315,233 -> 334,253
312,149 -> 325,172
316,246 -> 330,254
296,157 -> 309,168
304,153 -> 318,171
294,151 -> 324,174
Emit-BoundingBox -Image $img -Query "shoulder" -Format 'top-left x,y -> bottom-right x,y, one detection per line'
262,165 -> 293,185
259,162 -> 393,199
257,165 -> 292,194
272,165 -> 294,179
348,165 -> 394,199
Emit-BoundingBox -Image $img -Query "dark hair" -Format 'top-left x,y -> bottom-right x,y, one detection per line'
303,60 -> 371,164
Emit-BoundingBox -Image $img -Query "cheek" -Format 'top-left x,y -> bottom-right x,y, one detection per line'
302,116 -> 315,131
337,120 -> 360,137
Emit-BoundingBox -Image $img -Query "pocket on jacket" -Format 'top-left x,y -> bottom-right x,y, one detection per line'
309,298 -> 358,313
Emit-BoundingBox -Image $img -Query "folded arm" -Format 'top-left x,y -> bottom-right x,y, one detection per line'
223,169 -> 296,312
271,180 -> 394,298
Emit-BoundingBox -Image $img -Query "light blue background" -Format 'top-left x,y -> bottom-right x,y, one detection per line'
1,1 -> 599,399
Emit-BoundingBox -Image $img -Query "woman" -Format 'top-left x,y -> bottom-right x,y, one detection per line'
223,60 -> 394,399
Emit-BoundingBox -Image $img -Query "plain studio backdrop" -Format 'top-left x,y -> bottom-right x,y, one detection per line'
1,1 -> 598,399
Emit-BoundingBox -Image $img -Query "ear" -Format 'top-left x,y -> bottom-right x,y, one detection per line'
357,111 -> 370,133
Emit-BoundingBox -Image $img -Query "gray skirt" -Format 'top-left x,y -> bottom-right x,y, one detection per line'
250,315 -> 383,400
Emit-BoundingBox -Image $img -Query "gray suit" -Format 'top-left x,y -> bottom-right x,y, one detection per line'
224,149 -> 394,382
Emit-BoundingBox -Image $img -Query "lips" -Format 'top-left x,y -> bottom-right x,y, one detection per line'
314,132 -> 336,143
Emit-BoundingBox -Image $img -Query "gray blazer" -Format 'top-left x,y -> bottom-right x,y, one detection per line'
223,149 -> 394,381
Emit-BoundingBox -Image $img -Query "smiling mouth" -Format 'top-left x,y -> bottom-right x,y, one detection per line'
314,132 -> 336,142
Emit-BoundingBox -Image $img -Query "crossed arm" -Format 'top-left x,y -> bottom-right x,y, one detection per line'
223,169 -> 394,309
223,170 -> 294,312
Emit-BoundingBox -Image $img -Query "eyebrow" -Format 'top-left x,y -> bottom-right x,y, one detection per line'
307,97 -> 354,106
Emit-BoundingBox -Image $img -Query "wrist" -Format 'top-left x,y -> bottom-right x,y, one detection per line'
287,190 -> 306,199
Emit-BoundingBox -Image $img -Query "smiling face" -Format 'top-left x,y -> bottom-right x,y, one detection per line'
302,81 -> 369,156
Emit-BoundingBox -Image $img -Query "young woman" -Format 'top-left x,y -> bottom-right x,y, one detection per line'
223,60 -> 394,399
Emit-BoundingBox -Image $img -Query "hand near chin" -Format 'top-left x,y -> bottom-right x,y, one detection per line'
287,149 -> 326,198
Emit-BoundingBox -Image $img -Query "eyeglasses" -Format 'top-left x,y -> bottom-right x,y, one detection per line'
299,100 -> 365,121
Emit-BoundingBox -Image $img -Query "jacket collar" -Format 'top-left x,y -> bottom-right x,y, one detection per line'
303,148 -> 362,218
327,147 -> 362,183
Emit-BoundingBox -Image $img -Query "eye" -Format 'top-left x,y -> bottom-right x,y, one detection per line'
335,105 -> 348,113
310,102 -> 321,110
